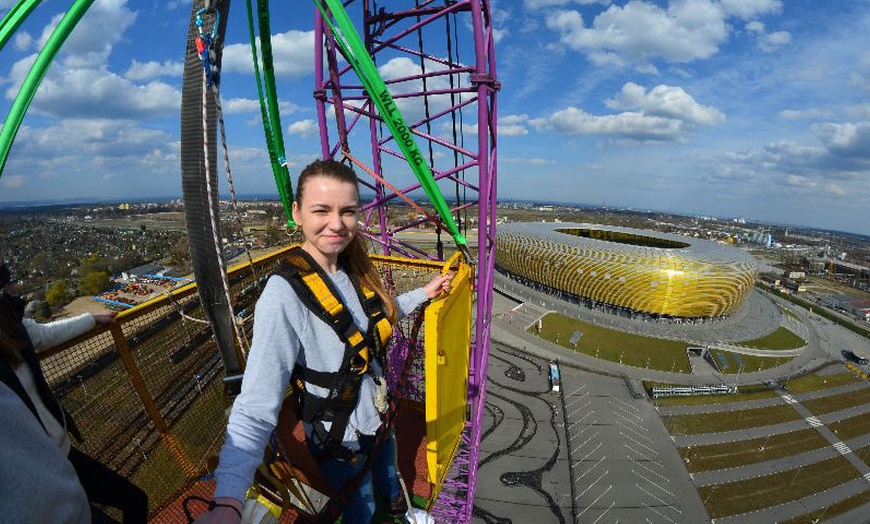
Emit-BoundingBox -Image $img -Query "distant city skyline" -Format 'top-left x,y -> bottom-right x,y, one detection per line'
0,1 -> 868,235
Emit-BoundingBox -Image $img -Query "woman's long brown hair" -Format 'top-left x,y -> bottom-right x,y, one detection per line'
295,159 -> 398,326
0,295 -> 26,364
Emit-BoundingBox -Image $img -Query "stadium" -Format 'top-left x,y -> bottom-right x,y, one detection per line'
496,222 -> 758,318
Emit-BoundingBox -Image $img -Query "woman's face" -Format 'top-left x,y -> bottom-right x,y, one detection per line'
292,176 -> 360,266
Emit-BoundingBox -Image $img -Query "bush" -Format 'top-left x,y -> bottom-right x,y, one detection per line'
45,280 -> 71,307
79,271 -> 111,296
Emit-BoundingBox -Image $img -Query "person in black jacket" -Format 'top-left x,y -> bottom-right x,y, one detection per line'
0,262 -> 148,523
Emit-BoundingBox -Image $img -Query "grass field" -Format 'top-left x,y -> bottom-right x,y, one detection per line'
663,404 -> 802,435
784,370 -> 861,394
802,384 -> 870,416
829,412 -> 870,442
780,491 -> 870,524
680,428 -> 828,472
532,312 -> 692,373
699,456 -> 860,519
738,326 -> 806,350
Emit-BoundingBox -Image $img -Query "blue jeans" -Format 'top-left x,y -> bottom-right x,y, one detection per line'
312,431 -> 403,524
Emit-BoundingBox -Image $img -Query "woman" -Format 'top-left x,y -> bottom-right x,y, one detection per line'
0,263 -> 148,523
199,160 -> 452,523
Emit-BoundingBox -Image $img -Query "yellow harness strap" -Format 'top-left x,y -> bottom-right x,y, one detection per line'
282,247 -> 392,375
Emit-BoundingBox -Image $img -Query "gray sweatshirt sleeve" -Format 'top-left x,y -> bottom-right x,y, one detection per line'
397,288 -> 429,319
24,315 -> 96,353
213,276 -> 302,502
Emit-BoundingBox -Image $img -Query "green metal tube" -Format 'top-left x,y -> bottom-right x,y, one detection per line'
315,0 -> 468,247
0,0 -> 98,179
0,0 -> 42,52
247,0 -> 294,226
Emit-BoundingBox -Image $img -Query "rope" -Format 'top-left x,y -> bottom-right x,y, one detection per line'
415,1 -> 440,259
343,151 -> 441,227
445,10 -> 467,239
200,72 -> 250,354
214,91 -> 259,285
165,291 -> 210,325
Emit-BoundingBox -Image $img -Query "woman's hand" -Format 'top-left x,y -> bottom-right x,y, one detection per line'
92,312 -> 118,325
423,272 -> 454,299
192,498 -> 243,523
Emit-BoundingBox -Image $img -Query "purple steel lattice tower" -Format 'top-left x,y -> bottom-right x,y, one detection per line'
315,2 -> 498,521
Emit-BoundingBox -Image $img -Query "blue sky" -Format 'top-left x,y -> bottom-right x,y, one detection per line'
0,0 -> 868,235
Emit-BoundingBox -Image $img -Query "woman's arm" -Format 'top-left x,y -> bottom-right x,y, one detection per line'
395,272 -> 454,319
23,315 -> 96,353
211,276 -> 303,504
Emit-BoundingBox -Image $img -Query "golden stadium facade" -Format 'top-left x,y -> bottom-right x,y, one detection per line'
496,223 -> 758,318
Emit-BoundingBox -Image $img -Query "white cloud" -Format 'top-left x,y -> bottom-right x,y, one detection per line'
4,120 -> 180,192
778,108 -> 833,120
222,30 -> 315,80
10,64 -> 180,119
222,98 -> 262,114
605,82 -> 725,125
844,105 -> 870,120
40,0 -> 137,69
547,2 -> 728,65
288,119 -> 318,139
13,120 -> 175,158
491,5 -> 511,43
499,114 -> 531,136
546,0 -> 786,67
123,59 -> 183,81
813,122 -> 870,159
502,157 -> 555,165
719,0 -> 782,20
3,1 -> 177,120
14,32 -> 32,51
525,0 -> 610,8
0,175 -> 25,189
747,21 -> 791,52
530,106 -> 684,141
376,56 -> 471,126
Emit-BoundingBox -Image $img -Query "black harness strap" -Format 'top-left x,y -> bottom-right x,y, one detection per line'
273,247 -> 391,462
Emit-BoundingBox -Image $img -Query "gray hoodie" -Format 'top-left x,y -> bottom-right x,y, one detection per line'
0,381 -> 90,523
214,270 -> 428,501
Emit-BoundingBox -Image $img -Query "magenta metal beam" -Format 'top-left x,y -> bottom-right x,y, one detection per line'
317,2 -> 497,520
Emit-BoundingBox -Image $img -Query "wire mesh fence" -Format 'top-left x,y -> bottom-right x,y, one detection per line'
39,246 -> 447,521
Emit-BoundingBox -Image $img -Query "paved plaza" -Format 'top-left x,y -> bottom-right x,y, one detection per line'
473,276 -> 870,523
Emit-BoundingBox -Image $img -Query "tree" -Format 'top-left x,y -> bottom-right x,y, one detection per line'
78,271 -> 111,296
45,280 -> 71,307
169,237 -> 190,269
79,254 -> 110,276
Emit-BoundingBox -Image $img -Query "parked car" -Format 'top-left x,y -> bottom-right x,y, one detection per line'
843,350 -> 869,366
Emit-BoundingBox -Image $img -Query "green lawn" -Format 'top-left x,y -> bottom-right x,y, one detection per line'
680,428 -> 828,472
699,456 -> 860,519
663,404 -> 802,435
784,371 -> 861,394
780,491 -> 870,524
532,312 -> 692,373
737,326 -> 805,350
829,412 -> 870,442
802,385 -> 870,416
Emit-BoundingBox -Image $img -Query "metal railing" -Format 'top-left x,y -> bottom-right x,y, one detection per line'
39,245 -> 448,521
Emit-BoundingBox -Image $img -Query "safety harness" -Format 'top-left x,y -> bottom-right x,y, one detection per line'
273,247 -> 393,462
